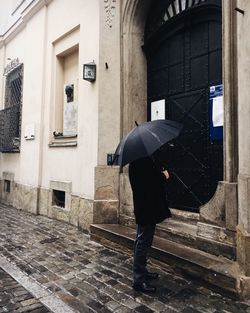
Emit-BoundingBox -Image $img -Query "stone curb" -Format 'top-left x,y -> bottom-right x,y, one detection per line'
0,255 -> 76,313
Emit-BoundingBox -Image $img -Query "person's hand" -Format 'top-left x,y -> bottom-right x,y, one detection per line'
162,170 -> 170,179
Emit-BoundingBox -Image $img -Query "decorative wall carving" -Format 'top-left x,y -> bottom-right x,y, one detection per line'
104,0 -> 116,28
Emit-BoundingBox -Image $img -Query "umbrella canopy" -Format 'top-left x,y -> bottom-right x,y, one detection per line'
114,119 -> 183,168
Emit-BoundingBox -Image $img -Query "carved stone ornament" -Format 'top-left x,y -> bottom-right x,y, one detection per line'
3,58 -> 20,76
104,0 -> 116,28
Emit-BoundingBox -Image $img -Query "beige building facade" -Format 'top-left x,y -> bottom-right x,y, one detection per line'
0,0 -> 250,299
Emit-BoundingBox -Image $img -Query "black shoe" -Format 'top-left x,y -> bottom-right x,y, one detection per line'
133,282 -> 156,293
145,272 -> 159,280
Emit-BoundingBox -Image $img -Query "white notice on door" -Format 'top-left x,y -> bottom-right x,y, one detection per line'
151,99 -> 165,121
212,95 -> 224,127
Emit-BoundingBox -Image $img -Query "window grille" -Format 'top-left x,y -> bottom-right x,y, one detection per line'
52,190 -> 66,208
0,64 -> 23,152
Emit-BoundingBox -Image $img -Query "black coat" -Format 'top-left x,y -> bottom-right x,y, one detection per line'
128,157 -> 172,225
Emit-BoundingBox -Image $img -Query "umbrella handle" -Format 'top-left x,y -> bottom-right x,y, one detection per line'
111,154 -> 118,165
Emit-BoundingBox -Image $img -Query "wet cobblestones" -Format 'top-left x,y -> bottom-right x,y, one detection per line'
0,203 -> 250,313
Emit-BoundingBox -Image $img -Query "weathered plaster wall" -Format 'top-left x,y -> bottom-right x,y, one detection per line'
41,0 -> 100,199
19,7 -> 47,187
0,0 -> 100,203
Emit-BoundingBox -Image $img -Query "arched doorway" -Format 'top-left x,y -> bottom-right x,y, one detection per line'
144,0 -> 223,212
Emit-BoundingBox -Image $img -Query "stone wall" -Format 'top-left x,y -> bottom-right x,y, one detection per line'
13,183 -> 38,214
0,176 -> 38,215
38,187 -> 94,232
0,166 -> 120,232
0,181 -> 95,232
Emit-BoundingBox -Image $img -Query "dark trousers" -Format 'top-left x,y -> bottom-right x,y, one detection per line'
133,224 -> 156,284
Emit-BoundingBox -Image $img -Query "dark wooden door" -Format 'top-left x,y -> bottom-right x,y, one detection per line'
146,2 -> 222,211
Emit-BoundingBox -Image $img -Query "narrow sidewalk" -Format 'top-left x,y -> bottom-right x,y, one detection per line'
0,203 -> 249,313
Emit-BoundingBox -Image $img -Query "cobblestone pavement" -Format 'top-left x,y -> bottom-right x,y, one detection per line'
0,267 -> 51,313
0,203 -> 250,313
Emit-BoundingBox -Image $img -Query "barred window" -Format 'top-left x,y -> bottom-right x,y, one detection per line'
5,66 -> 23,108
0,64 -> 23,152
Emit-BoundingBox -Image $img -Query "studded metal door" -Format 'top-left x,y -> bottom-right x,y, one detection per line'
145,1 -> 222,211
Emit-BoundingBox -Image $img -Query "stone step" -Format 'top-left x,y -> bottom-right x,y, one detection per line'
157,219 -> 236,260
170,208 -> 199,224
120,209 -> 236,260
156,219 -> 197,247
90,223 -> 240,299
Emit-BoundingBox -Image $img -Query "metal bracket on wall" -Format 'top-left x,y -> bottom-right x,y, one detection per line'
235,8 -> 244,15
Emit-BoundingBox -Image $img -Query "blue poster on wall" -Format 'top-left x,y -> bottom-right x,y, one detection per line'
209,84 -> 223,140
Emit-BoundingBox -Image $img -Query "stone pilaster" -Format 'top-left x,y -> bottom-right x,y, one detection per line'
198,0 -> 238,232
98,0 -> 121,165
237,225 -> 250,276
236,224 -> 250,300
235,0 -> 250,299
93,165 -> 120,224
237,174 -> 250,279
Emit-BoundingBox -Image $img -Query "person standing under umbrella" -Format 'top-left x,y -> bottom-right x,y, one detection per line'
113,119 -> 182,292
129,156 -> 172,293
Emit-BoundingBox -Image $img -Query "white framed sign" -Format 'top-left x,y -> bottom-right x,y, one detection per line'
151,99 -> 165,120
212,95 -> 224,127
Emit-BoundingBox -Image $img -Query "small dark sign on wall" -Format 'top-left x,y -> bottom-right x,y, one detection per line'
83,62 -> 96,82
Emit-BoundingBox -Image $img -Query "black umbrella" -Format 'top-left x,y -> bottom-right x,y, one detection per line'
113,119 -> 183,168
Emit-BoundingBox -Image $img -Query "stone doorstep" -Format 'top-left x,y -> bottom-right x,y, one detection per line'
156,219 -> 236,260
156,219 -> 198,248
170,208 -> 200,224
90,223 -> 240,299
120,211 -> 236,260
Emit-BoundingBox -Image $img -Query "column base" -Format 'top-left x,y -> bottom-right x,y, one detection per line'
237,225 -> 250,276
238,275 -> 250,300
199,181 -> 237,230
